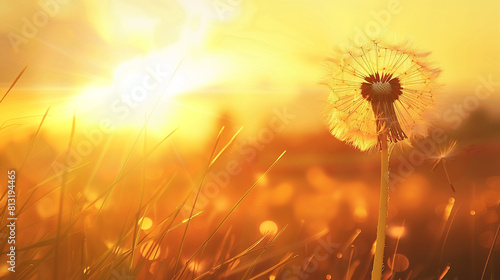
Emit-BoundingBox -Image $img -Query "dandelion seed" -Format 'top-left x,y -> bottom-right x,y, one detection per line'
433,140 -> 458,162
324,40 -> 441,151
430,140 -> 458,171
431,140 -> 458,192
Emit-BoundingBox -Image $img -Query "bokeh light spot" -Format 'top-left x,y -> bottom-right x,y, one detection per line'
443,197 -> 455,220
214,197 -> 229,212
139,217 -> 153,230
387,254 -> 410,272
259,220 -> 278,236
354,207 -> 368,223
388,226 -> 406,239
141,241 -> 161,260
256,172 -> 269,186
187,261 -> 203,272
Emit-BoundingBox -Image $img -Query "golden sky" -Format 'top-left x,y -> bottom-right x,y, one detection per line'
1,0 -> 500,141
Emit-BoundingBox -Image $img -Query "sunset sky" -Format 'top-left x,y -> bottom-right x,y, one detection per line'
1,0 -> 500,142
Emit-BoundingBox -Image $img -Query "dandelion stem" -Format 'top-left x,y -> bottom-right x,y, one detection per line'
441,159 -> 455,192
372,134 -> 389,280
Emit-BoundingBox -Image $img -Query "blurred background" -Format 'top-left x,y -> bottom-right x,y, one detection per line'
1,0 -> 500,279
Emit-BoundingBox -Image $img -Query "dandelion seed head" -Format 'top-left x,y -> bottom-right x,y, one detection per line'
324,40 -> 441,151
436,140 -> 458,160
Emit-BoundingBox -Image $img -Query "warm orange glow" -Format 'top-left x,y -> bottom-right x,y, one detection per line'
36,196 -> 58,218
484,210 -> 499,224
478,231 -> 499,249
187,261 -> 204,272
214,197 -> 229,212
487,176 -> 500,190
371,241 -> 377,256
83,190 -> 105,210
0,264 -> 9,277
141,241 -> 161,260
482,190 -> 500,207
388,226 -> 406,239
354,207 -> 368,223
307,166 -> 336,192
443,197 -> 455,220
104,240 -> 115,250
259,220 -> 278,236
256,172 -> 269,186
149,261 -> 160,275
396,175 -> 430,209
138,217 -> 153,230
387,253 -> 410,272
271,183 -> 294,206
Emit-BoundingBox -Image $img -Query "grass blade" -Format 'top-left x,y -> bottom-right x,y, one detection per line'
1,65 -> 27,103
